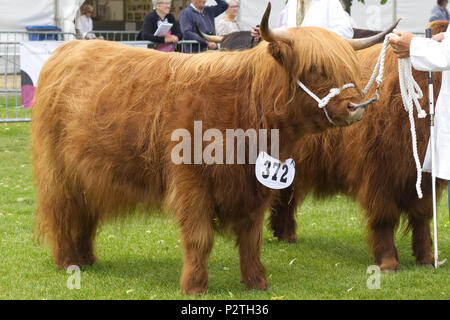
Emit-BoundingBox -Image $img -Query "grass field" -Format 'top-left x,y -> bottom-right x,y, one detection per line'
0,122 -> 448,300
0,96 -> 31,121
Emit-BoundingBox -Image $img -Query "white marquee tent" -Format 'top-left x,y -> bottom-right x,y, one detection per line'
0,0 -> 84,34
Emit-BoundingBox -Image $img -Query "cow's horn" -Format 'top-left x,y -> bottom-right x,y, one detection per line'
346,18 -> 401,51
260,2 -> 290,43
200,33 -> 224,43
194,22 -> 224,43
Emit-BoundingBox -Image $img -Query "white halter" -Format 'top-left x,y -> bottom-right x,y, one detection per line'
297,80 -> 356,125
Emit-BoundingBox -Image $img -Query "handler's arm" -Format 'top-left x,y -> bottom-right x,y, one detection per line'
410,35 -> 450,71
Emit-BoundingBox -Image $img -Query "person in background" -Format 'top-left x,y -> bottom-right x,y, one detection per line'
430,0 -> 450,22
215,0 -> 246,36
278,0 -> 353,38
140,0 -> 182,52
252,0 -> 353,41
179,0 -> 229,52
78,4 -> 97,40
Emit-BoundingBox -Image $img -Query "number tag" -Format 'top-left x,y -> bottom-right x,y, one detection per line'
255,152 -> 295,189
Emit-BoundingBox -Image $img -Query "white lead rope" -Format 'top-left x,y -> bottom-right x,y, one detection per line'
388,33 -> 427,199
364,34 -> 427,199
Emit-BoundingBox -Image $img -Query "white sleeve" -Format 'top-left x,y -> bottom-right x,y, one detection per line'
326,0 -> 354,39
410,36 -> 450,71
79,16 -> 89,39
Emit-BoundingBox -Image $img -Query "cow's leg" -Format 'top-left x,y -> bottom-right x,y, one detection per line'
74,208 -> 99,267
407,202 -> 434,267
179,215 -> 214,295
36,182 -> 98,269
270,186 -> 305,243
233,210 -> 267,290
174,176 -> 215,295
367,207 -> 400,271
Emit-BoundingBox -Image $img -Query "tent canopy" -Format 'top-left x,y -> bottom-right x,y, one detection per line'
0,0 -> 84,33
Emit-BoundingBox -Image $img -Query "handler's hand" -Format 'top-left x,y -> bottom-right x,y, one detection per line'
207,42 -> 218,50
432,32 -> 445,42
251,26 -> 261,42
389,29 -> 415,58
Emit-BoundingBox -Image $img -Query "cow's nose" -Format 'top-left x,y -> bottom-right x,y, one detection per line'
347,107 -> 365,124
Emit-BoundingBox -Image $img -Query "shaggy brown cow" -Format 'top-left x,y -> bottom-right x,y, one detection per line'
32,4 -> 389,294
270,21 -> 449,271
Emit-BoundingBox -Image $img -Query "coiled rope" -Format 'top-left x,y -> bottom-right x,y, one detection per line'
364,34 -> 427,198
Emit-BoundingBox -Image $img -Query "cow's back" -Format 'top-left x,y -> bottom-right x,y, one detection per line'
31,40 -> 179,213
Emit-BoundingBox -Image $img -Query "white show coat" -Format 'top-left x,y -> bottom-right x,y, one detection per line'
77,15 -> 96,39
410,26 -> 450,180
277,0 -> 354,39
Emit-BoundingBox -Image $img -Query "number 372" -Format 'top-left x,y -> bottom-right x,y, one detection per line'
261,160 -> 288,183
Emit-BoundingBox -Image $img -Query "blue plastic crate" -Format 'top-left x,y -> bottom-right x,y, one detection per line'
26,25 -> 61,41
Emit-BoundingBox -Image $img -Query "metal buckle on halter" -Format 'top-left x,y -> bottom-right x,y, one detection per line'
351,86 -> 380,111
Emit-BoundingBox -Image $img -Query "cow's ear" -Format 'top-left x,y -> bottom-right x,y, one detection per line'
267,41 -> 296,71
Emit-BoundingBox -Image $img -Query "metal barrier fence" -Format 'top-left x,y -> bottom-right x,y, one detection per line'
0,31 -> 200,123
87,30 -> 140,41
1,31 -> 77,123
1,41 -> 29,123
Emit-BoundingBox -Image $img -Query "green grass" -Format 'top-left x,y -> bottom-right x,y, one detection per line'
0,122 -> 449,300
0,96 -> 31,121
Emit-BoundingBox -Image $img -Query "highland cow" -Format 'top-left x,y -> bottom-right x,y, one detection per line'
32,4 -> 392,294
270,21 -> 449,271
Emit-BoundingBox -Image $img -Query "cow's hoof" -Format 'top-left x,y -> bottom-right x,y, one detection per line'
182,286 -> 207,296
80,254 -> 96,267
243,277 -> 268,291
275,233 -> 298,244
416,260 -> 434,268
378,257 -> 401,272
181,272 -> 208,295
56,259 -> 83,270
415,253 -> 434,267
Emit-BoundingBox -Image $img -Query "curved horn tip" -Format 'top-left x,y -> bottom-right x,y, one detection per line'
389,18 -> 402,33
259,2 -> 272,41
194,22 -> 224,43
259,1 -> 290,43
346,19 -> 403,51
